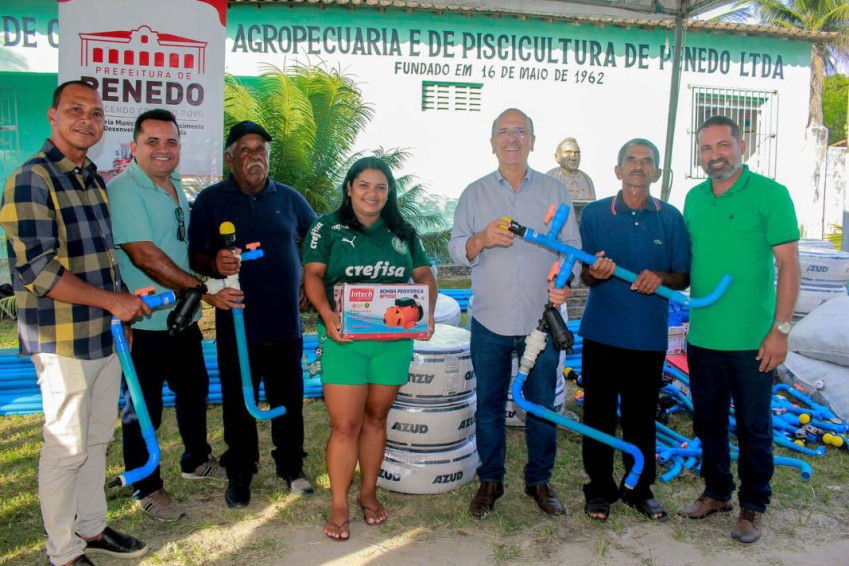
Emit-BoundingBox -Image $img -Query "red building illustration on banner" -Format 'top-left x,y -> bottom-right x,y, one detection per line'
79,25 -> 207,74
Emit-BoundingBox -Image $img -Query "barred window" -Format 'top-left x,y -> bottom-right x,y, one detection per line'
689,85 -> 779,179
422,81 -> 483,112
0,88 -> 20,186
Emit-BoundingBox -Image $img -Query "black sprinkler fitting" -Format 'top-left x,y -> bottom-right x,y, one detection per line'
167,284 -> 207,336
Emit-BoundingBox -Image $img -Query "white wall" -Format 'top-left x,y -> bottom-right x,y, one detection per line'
225,5 -> 812,221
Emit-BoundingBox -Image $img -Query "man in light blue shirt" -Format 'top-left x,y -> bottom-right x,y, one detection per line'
449,108 -> 580,518
107,109 -> 241,522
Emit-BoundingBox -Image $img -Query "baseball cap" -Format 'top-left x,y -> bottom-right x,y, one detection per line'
226,121 -> 272,147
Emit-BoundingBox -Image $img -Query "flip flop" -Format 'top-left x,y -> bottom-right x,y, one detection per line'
356,497 -> 387,526
324,519 -> 350,542
624,497 -> 669,522
584,498 -> 611,522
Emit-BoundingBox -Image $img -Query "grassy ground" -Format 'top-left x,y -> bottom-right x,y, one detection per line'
2,291 -> 849,564
2,394 -> 849,565
0,319 -> 18,349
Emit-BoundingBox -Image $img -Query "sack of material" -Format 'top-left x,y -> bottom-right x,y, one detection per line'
789,295 -> 849,367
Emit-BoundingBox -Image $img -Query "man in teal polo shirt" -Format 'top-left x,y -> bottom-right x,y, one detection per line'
107,109 -> 242,521
680,116 -> 800,543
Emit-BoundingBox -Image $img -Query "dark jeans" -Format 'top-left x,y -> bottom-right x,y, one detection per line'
121,324 -> 211,498
688,343 -> 774,513
217,337 -> 306,479
580,339 -> 665,503
470,318 -> 559,486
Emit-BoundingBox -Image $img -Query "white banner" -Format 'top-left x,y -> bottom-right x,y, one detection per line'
58,0 -> 226,183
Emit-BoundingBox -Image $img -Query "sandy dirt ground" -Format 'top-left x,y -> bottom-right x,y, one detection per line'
134,493 -> 849,566
268,526 -> 849,566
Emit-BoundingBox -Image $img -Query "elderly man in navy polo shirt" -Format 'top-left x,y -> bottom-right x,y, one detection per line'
578,139 -> 690,523
188,121 -> 318,509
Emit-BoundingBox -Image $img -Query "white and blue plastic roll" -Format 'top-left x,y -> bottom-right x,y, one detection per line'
378,435 -> 479,494
400,324 -> 475,402
386,391 -> 476,450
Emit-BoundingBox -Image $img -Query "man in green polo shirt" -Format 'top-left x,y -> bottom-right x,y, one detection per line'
680,116 -> 800,544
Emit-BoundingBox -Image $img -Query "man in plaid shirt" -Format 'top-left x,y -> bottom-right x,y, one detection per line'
0,81 -> 150,566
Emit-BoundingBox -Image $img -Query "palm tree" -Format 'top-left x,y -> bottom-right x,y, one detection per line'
727,1 -> 849,126
225,63 -> 373,212
373,148 -> 451,263
224,64 -> 450,261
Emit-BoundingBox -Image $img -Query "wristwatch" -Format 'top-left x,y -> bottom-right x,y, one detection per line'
774,320 -> 792,336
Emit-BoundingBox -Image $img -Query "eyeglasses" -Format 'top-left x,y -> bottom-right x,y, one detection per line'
175,206 -> 186,241
494,127 -> 530,140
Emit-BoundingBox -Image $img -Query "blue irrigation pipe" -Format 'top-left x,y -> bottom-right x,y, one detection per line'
512,365 -> 645,490
659,455 -> 684,482
505,203 -> 733,309
655,439 -> 687,482
660,384 -> 693,413
507,203 -> 732,492
232,308 -> 285,420
663,362 -> 691,388
655,430 -> 683,449
729,410 -> 824,458
655,420 -> 693,446
108,291 -> 176,488
658,445 -> 812,481
773,384 -> 844,425
772,455 -> 813,481
212,223 -> 286,420
771,432 -> 826,457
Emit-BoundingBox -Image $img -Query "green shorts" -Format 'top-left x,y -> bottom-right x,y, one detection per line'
317,324 -> 413,386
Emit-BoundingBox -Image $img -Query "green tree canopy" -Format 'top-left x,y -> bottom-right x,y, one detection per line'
729,1 -> 849,127
823,73 -> 849,144
224,64 -> 449,261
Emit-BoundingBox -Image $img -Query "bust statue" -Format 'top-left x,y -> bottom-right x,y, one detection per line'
545,137 -> 596,220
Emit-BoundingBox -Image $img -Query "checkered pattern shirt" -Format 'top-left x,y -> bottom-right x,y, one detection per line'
0,140 -> 122,359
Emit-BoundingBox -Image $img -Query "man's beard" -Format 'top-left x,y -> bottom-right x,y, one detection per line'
705,156 -> 742,182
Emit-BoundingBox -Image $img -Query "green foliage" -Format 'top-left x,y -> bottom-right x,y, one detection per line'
224,64 -> 373,213
825,223 -> 843,248
374,147 -> 451,262
224,64 -> 449,260
0,296 -> 16,320
729,1 -> 849,126
824,74 -> 849,144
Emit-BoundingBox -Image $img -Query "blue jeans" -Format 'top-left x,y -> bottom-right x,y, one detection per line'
470,318 -> 559,486
688,344 -> 774,513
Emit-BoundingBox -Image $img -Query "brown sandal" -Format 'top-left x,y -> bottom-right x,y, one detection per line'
324,519 -> 350,541
356,497 -> 387,525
